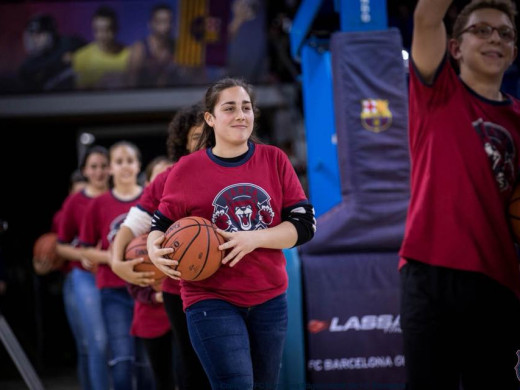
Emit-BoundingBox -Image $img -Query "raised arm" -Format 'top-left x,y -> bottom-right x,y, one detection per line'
411,0 -> 453,83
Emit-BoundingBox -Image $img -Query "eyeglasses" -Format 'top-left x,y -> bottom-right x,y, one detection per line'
457,23 -> 516,43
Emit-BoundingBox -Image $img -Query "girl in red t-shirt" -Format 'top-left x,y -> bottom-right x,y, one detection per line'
148,78 -> 316,389
55,146 -> 111,390
79,141 -> 154,390
111,103 -> 210,389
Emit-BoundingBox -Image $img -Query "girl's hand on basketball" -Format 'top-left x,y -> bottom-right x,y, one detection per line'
217,229 -> 258,267
111,257 -> 156,287
148,233 -> 181,280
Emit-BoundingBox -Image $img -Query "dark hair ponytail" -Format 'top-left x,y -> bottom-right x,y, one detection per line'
196,77 -> 262,151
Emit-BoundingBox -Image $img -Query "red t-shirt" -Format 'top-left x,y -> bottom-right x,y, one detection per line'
139,167 -> 171,214
137,166 -> 180,295
80,189 -> 142,289
127,284 -> 170,338
158,143 -> 308,310
130,301 -> 170,338
399,58 -> 520,298
57,190 -> 99,274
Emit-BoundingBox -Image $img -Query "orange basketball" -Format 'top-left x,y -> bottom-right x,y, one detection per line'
508,185 -> 520,243
162,216 -> 225,281
33,232 -> 65,270
125,233 -> 165,286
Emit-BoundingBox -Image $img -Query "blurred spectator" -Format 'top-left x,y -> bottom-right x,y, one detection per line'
72,6 -> 130,90
18,14 -> 86,92
228,0 -> 257,40
127,3 -> 178,88
144,155 -> 172,185
227,0 -> 269,83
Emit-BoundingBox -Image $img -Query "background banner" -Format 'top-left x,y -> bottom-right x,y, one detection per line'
301,251 -> 405,388
301,28 -> 410,256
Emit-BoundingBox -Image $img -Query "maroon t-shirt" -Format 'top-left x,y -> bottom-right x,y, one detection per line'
57,190 -> 101,274
400,57 -> 520,298
158,143 -> 308,310
80,189 -> 142,289
127,284 -> 170,338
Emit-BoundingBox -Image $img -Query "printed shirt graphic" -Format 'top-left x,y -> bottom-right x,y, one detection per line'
158,143 -> 308,309
80,190 -> 142,289
212,183 -> 274,232
400,56 -> 520,298
473,118 -> 516,192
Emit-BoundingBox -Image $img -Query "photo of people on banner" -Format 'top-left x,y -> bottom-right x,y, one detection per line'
0,0 -> 267,93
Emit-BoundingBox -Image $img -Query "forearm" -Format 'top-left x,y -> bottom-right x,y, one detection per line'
83,247 -> 111,265
56,243 -> 83,261
411,0 -> 451,82
414,0 -> 452,27
255,221 -> 298,249
112,225 -> 135,265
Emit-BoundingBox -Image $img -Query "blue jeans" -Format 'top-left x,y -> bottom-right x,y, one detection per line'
100,287 -> 155,390
186,293 -> 288,390
63,268 -> 109,390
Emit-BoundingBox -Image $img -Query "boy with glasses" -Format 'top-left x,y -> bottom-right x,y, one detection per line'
399,0 -> 520,389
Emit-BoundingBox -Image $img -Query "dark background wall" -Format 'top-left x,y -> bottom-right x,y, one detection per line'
0,112 -> 174,380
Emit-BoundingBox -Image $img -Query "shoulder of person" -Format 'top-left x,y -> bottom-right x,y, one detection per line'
255,143 -> 287,158
71,42 -> 94,59
181,148 -> 207,163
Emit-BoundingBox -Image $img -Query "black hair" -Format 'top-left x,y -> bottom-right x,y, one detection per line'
150,3 -> 173,20
109,140 -> 142,163
166,102 -> 205,161
25,14 -> 58,40
196,77 -> 261,150
93,6 -> 119,32
79,145 -> 109,171
145,155 -> 171,182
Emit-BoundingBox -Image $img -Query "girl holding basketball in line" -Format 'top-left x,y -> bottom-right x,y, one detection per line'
147,77 -> 316,389
79,141 -> 154,390
34,169 -> 87,276
55,146 -> 111,390
124,157 -> 175,390
111,103 -> 211,390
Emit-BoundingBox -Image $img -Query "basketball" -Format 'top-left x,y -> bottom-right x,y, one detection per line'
33,232 -> 65,270
161,216 -> 225,281
125,233 -> 165,286
508,184 -> 520,243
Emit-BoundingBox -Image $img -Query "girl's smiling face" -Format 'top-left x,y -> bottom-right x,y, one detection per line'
205,86 -> 254,151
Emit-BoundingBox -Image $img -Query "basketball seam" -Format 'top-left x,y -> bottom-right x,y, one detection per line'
163,217 -> 222,280
191,224 -> 212,280
174,224 -> 201,276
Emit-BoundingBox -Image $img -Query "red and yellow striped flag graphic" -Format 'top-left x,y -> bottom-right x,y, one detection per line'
175,0 -> 207,66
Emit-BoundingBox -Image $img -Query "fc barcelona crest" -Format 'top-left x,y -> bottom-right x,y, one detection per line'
360,99 -> 392,133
